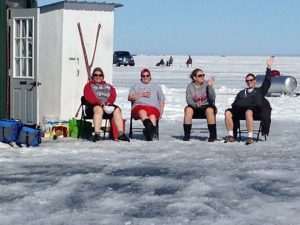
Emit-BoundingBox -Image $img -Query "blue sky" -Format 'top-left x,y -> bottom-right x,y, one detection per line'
38,0 -> 300,56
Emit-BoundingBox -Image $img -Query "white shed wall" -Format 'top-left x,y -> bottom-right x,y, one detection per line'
38,8 -> 114,122
38,9 -> 64,122
60,9 -> 114,120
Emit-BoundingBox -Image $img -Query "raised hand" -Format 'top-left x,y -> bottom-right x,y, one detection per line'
267,56 -> 275,68
207,76 -> 215,86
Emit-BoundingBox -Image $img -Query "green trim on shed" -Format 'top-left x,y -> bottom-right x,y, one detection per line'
0,1 -> 7,118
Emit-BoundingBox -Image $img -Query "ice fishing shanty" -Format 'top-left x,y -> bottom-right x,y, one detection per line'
3,0 -> 122,124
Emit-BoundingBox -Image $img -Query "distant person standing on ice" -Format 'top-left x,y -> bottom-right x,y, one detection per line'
128,68 -> 166,141
186,55 -> 192,67
166,56 -> 173,66
224,56 -> 274,145
183,68 -> 217,142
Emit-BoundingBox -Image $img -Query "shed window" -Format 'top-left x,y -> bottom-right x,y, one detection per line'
13,18 -> 34,78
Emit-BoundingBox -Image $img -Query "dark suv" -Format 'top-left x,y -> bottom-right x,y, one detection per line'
113,51 -> 135,66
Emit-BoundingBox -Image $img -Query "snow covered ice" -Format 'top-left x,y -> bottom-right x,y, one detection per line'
1,56 -> 300,225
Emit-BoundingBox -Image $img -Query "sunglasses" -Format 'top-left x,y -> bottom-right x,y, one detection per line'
141,74 -> 151,78
246,79 -> 255,83
195,74 -> 205,78
93,73 -> 104,77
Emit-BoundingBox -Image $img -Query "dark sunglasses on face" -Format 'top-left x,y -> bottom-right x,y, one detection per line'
246,79 -> 255,83
93,73 -> 104,77
141,74 -> 151,78
195,74 -> 205,78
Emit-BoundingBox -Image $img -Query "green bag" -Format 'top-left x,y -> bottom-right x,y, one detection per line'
68,118 -> 93,139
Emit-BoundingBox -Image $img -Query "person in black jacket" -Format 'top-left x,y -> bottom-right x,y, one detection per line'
186,55 -> 192,67
224,56 -> 274,145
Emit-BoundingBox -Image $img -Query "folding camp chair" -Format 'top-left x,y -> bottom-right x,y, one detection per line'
234,117 -> 267,142
78,96 -> 110,139
190,114 -> 209,136
129,116 -> 159,140
129,103 -> 159,140
189,103 -> 217,140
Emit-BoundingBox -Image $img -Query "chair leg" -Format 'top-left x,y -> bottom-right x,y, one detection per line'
77,118 -> 81,139
129,117 -> 159,140
78,117 -> 85,139
129,115 -> 133,139
156,121 -> 159,140
103,119 -> 108,140
236,120 -> 266,142
256,122 -> 267,141
233,119 -> 241,141
78,106 -> 84,139
233,126 -> 241,141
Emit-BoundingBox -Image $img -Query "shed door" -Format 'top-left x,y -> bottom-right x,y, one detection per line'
10,8 -> 39,125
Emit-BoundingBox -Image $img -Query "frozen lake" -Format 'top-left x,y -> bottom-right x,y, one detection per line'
1,55 -> 300,225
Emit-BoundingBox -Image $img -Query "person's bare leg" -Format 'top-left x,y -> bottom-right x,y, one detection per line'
224,110 -> 235,142
206,107 -> 215,124
93,106 -> 103,133
149,114 -> 157,126
245,109 -> 254,137
137,109 -> 148,122
224,110 -> 234,132
112,108 -> 124,133
245,109 -> 254,145
184,106 -> 193,124
112,108 -> 129,141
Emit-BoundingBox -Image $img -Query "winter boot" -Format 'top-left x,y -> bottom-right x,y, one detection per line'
151,126 -> 157,138
118,133 -> 130,142
92,133 -> 101,142
143,118 -> 155,141
208,124 -> 217,142
183,124 -> 192,141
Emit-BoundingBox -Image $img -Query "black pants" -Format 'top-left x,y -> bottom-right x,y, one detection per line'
185,104 -> 217,119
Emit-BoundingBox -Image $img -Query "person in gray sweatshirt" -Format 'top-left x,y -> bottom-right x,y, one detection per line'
128,68 -> 166,141
183,68 -> 217,142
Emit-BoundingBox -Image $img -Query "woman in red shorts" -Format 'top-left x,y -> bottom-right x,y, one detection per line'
128,68 -> 166,141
